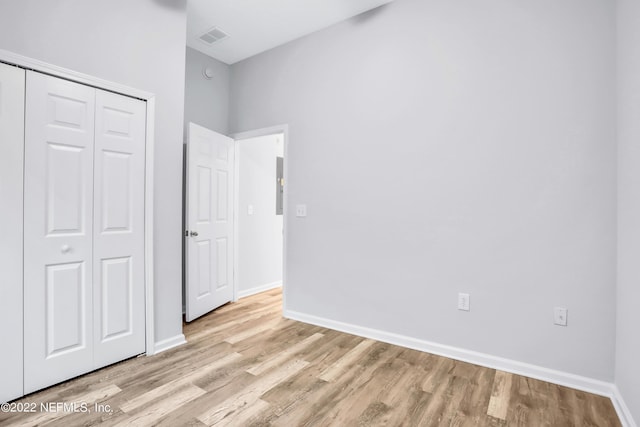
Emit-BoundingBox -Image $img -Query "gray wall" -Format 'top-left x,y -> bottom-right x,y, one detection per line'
230,0 -> 617,380
184,47 -> 230,136
616,0 -> 640,422
0,0 -> 187,345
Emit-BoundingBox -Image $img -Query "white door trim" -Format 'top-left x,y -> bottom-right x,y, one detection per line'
232,125 -> 289,311
0,49 -> 158,356
0,62 -> 25,402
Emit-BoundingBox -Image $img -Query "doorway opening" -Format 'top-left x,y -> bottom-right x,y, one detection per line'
233,127 -> 287,308
183,124 -> 288,323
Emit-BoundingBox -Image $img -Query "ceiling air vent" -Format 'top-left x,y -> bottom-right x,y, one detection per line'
198,27 -> 229,45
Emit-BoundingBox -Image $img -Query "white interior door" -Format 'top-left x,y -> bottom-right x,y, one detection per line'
93,89 -> 146,367
186,123 -> 235,322
0,62 -> 25,403
24,71 -> 96,393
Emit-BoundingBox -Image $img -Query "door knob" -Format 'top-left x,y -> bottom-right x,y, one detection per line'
61,244 -> 71,254
190,231 -> 199,237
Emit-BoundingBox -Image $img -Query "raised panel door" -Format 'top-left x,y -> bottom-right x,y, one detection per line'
93,89 -> 146,367
23,71 -> 96,393
186,123 -> 235,322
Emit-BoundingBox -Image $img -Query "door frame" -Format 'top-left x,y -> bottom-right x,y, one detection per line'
0,49 -> 159,356
232,125 -> 289,311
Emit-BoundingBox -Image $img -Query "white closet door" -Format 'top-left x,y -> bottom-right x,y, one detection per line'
24,71 -> 96,393
0,63 -> 25,403
93,89 -> 146,367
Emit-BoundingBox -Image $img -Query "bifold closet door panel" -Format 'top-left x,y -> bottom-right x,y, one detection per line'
24,71 -> 96,394
93,89 -> 146,367
0,63 -> 25,403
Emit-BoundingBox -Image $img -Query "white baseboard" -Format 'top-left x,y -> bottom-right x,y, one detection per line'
238,281 -> 282,299
152,333 -> 187,355
611,385 -> 638,427
284,309 -> 632,424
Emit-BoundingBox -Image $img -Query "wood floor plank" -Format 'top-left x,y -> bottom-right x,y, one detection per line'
197,358 -> 309,426
487,370 -> 513,420
120,352 -> 242,412
186,303 -> 277,342
224,318 -> 282,344
252,335 -> 370,424
409,362 -> 475,427
271,343 -> 403,426
215,398 -> 270,427
111,384 -> 206,426
456,362 -> 495,425
2,288 -> 622,427
318,338 -> 375,382
154,372 -> 260,427
345,358 -> 423,426
281,328 -> 358,371
246,332 -> 324,376
421,356 -> 455,393
438,375 -> 472,425
13,384 -> 122,427
315,351 -> 412,426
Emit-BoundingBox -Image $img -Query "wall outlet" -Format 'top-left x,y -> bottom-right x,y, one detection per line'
247,204 -> 254,215
296,204 -> 307,217
554,307 -> 568,326
458,293 -> 470,311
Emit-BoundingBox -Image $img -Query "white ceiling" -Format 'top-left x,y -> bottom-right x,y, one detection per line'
187,0 -> 394,65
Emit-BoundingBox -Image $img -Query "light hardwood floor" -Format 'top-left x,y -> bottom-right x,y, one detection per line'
0,288 -> 621,426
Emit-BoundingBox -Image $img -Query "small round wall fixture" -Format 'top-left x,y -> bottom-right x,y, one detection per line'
203,67 -> 214,80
